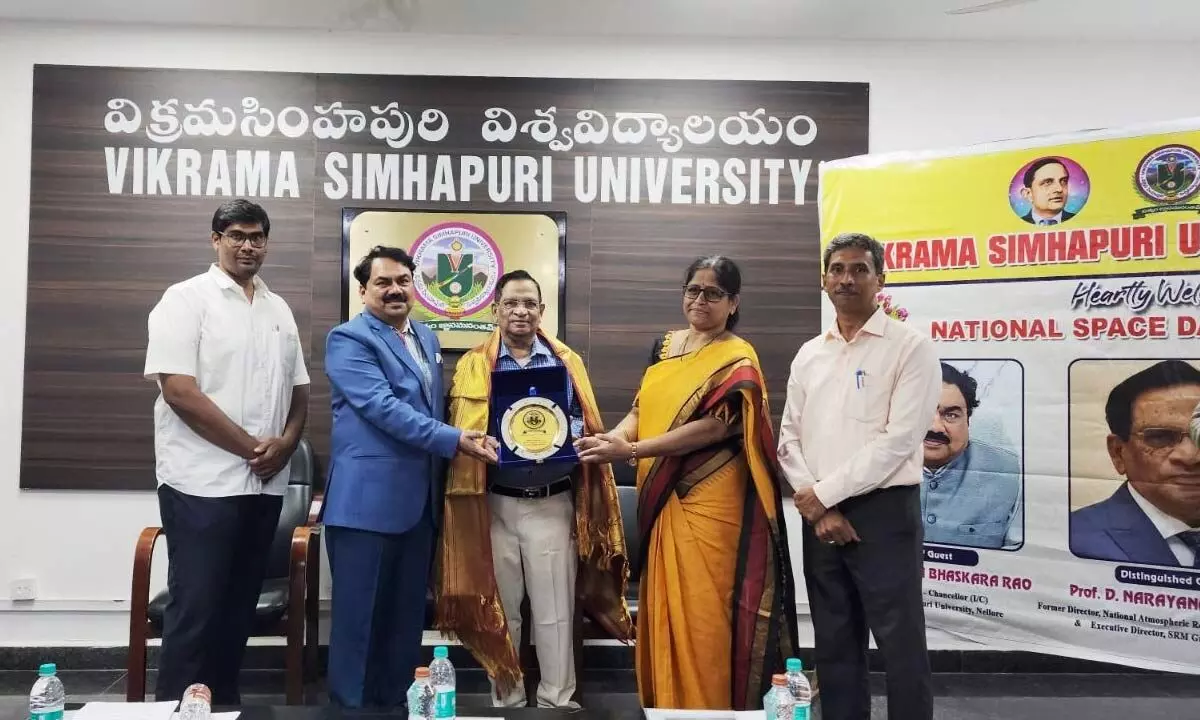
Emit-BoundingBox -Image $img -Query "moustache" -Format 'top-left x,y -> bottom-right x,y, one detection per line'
383,293 -> 408,304
925,431 -> 951,444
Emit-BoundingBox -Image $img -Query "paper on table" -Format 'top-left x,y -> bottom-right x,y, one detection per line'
643,709 -> 765,720
74,700 -> 179,720
172,712 -> 241,720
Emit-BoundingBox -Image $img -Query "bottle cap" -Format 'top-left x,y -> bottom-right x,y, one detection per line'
433,646 -> 449,659
415,667 -> 430,679
38,664 -> 56,677
772,674 -> 786,685
786,658 -> 803,672
183,684 -> 212,704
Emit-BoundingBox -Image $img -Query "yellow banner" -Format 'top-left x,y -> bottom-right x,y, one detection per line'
819,123 -> 1200,284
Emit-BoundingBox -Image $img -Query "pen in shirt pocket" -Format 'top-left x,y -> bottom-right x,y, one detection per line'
855,369 -> 867,389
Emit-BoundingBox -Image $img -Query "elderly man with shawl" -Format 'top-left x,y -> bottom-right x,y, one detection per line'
435,269 -> 632,708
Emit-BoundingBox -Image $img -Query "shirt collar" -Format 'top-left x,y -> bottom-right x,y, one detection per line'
1031,210 -> 1064,225
208,263 -> 268,294
499,335 -> 550,359
824,305 -> 889,343
1127,483 -> 1192,541
923,443 -> 969,480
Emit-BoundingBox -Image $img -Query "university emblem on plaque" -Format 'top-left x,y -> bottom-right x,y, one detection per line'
410,222 -> 503,330
500,396 -> 570,461
1132,144 -> 1200,219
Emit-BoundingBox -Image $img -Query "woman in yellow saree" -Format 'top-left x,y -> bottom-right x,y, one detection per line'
576,256 -> 798,710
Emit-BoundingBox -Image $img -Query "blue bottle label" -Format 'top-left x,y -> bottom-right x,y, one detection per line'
793,706 -> 809,720
434,689 -> 455,718
33,711 -> 64,720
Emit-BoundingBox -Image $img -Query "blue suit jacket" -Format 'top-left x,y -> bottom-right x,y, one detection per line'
1070,483 -> 1180,567
322,311 -> 460,535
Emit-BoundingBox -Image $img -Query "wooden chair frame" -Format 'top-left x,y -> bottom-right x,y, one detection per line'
127,497 -> 322,704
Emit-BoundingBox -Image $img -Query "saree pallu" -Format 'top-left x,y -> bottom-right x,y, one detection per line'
635,337 -> 799,710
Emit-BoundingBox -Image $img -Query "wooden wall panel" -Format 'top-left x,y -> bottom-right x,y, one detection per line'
22,65 -> 867,490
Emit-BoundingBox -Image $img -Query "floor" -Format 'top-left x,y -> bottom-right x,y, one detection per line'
2,671 -> 1199,720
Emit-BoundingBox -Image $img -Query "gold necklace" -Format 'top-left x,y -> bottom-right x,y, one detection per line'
681,329 -> 722,355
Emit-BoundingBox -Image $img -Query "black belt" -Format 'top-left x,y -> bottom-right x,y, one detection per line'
489,476 -> 572,499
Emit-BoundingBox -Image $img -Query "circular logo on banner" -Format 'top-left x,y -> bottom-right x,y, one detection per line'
1134,145 -> 1200,204
500,396 -> 569,461
410,222 -> 503,319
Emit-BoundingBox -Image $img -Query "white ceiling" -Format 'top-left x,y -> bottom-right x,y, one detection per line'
0,0 -> 1190,40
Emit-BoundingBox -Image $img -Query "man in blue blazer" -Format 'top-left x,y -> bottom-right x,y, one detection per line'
1070,360 -> 1200,569
324,245 -> 498,708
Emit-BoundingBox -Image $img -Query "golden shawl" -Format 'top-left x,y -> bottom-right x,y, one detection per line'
434,329 -> 633,694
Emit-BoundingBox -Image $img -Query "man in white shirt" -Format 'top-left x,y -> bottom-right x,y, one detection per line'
778,232 -> 941,720
144,200 -> 310,705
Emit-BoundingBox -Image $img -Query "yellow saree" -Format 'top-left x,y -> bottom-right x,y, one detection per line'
634,334 -> 798,710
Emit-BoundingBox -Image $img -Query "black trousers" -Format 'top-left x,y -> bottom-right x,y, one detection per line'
803,484 -> 932,720
155,485 -> 283,705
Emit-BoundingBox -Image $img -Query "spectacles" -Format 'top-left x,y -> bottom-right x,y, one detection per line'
1132,427 -> 1192,452
683,284 -> 731,303
219,231 -> 268,249
499,299 -> 540,311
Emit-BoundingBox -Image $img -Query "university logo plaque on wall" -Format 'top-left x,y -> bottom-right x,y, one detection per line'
410,221 -> 502,332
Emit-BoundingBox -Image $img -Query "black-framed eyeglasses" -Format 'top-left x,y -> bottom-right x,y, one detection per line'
219,231 -> 268,249
682,284 -> 731,303
1132,427 -> 1192,452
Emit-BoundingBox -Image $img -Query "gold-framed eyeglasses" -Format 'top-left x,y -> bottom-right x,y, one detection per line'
683,284 -> 730,303
1132,427 -> 1191,452
219,231 -> 268,249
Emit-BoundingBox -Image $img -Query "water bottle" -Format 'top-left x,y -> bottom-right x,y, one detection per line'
178,684 -> 212,720
763,675 -> 795,720
428,646 -> 456,720
784,658 -> 812,720
29,663 -> 65,720
406,667 -> 435,720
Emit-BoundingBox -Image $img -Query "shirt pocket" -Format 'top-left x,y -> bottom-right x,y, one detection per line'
844,372 -> 890,424
957,520 -> 1008,547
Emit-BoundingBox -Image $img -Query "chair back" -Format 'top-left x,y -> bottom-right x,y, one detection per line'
617,485 -> 640,580
265,438 -> 315,580
611,461 -> 637,487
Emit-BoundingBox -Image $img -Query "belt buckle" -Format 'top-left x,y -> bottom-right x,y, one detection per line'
522,486 -> 545,499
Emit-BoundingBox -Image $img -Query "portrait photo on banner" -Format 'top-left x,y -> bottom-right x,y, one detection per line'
341,209 -> 566,350
1007,155 -> 1092,226
924,358 -> 1025,552
1067,358 -> 1200,569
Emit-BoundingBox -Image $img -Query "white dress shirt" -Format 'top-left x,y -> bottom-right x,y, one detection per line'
395,319 -> 433,396
778,306 -> 942,508
1127,484 -> 1197,567
145,264 -> 310,497
1031,211 -> 1064,225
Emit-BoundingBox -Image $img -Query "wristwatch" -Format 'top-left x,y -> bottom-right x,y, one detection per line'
627,442 -> 638,467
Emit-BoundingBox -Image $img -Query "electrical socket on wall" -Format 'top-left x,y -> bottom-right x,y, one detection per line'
10,578 -> 37,601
